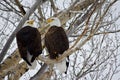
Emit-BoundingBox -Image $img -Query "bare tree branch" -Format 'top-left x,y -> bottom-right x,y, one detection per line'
30,63 -> 48,80
14,0 -> 26,15
50,0 -> 58,13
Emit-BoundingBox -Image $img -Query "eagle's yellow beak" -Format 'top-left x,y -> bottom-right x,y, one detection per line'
27,20 -> 34,25
46,18 -> 54,23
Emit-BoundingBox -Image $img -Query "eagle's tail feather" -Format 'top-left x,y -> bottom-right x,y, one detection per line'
27,50 -> 37,69
55,59 -> 67,73
27,60 -> 37,69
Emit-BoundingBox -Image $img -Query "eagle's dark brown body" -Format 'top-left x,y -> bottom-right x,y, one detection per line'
16,26 -> 42,66
45,26 -> 69,59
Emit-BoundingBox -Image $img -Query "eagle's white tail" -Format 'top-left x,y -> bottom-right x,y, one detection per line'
55,59 -> 66,73
27,51 -> 37,69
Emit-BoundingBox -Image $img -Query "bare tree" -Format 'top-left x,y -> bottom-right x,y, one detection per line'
0,0 -> 120,80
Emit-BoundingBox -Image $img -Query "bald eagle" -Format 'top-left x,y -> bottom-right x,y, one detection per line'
45,17 -> 69,73
16,20 -> 42,69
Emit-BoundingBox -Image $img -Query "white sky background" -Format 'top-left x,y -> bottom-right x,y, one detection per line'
0,0 -> 120,80
109,1 -> 120,80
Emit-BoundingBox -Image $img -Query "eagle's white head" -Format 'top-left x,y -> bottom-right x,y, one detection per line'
23,20 -> 34,27
46,17 -> 61,27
